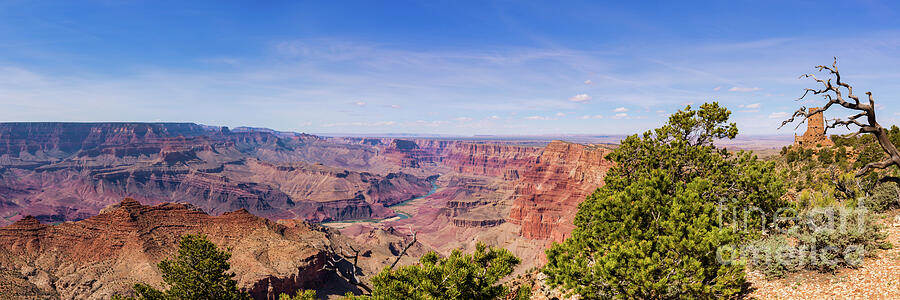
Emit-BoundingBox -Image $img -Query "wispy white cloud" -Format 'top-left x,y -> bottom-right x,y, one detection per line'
569,93 -> 591,102
729,87 -> 762,92
525,116 -> 552,120
613,107 -> 628,112
613,113 -> 628,119
584,79 -> 592,85
768,112 -> 789,119
414,120 -> 449,127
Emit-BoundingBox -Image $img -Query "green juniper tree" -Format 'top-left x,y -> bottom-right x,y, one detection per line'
116,234 -> 251,300
543,103 -> 787,299
347,242 -> 520,300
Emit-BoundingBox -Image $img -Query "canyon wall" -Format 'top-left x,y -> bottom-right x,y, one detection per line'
0,122 -> 212,158
442,143 -> 540,178
508,141 -> 614,242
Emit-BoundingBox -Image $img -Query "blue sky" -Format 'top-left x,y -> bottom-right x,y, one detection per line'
2,1 -> 900,136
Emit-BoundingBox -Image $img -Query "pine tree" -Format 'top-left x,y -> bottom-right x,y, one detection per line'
116,234 -> 251,300
347,242 -> 520,300
544,103 -> 786,299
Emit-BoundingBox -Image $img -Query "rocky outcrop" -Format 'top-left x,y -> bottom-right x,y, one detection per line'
366,172 -> 434,206
0,198 -> 334,300
330,138 -> 540,178
508,141 -> 614,242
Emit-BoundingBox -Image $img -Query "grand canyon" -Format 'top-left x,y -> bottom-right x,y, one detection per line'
0,122 -> 615,298
5,2 -> 900,299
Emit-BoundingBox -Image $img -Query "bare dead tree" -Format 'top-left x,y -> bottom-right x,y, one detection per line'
321,242 -> 371,294
319,226 -> 419,294
388,227 -> 417,270
780,58 -> 900,178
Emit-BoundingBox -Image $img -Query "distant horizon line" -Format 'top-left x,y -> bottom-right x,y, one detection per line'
0,121 -> 799,138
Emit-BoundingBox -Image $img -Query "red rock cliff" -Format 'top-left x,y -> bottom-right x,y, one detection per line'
508,141 -> 614,242
442,143 -> 541,178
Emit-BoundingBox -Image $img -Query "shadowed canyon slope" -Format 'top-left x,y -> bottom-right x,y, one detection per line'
0,123 -> 431,226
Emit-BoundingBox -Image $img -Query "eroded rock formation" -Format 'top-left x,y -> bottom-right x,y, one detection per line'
442,143 -> 540,178
0,198 -> 333,299
508,141 -> 614,242
1,123 -> 621,288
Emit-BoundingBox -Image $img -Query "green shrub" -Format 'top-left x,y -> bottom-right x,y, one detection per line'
792,205 -> 890,272
834,147 -> 848,163
279,290 -> 317,300
747,205 -> 891,277
348,242 -> 520,300
797,188 -> 838,210
867,181 -> 900,212
744,236 -> 801,278
817,148 -> 834,164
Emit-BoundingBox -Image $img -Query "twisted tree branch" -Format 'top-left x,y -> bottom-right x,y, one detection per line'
321,241 -> 371,293
781,58 -> 900,177
388,227 -> 417,270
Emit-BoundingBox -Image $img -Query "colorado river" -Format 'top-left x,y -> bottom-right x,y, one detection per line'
384,180 -> 439,220
320,180 -> 439,226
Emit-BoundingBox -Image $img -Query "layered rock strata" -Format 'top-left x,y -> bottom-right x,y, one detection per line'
0,199 -> 332,299
508,141 -> 614,242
